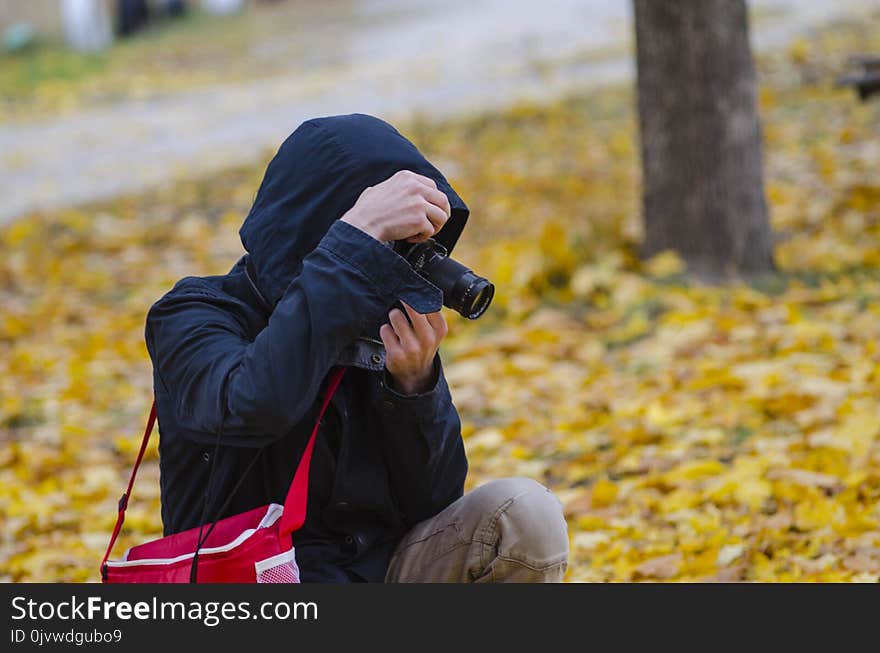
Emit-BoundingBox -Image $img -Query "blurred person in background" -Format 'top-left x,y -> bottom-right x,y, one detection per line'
117,0 -> 149,35
116,0 -> 188,37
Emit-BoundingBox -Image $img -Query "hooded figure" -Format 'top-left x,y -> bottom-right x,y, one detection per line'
146,114 -> 568,583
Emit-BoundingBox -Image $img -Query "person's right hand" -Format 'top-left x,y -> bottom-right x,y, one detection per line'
340,170 -> 451,244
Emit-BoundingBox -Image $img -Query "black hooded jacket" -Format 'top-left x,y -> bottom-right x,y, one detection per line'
145,114 -> 469,582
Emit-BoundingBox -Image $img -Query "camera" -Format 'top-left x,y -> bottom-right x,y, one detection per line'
394,238 -> 494,319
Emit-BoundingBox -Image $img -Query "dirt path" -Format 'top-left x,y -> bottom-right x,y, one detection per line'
0,0 -> 874,224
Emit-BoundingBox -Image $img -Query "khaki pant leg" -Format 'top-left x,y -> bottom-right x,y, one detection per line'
384,477 -> 569,583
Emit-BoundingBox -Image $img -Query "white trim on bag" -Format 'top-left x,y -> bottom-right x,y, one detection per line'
106,503 -> 284,568
254,548 -> 297,574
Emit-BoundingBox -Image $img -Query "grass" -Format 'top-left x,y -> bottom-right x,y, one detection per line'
0,2 -> 315,120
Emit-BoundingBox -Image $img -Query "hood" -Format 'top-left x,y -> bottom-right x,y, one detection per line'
239,113 -> 469,308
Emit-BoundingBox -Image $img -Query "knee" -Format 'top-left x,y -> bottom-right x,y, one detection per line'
473,477 -> 569,571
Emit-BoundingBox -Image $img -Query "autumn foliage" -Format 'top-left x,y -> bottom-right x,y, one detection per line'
1,25 -> 879,582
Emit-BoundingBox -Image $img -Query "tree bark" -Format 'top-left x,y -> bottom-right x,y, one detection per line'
633,0 -> 774,281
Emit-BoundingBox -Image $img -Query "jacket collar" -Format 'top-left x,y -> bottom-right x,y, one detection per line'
244,255 -> 273,314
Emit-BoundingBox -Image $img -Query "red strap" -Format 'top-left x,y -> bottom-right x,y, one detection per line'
101,400 -> 157,574
279,366 -> 346,536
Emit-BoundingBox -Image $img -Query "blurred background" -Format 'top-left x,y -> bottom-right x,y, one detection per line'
1,0 -> 879,582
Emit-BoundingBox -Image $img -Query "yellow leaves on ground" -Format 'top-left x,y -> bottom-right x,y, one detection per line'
2,21 -> 880,583
436,21 -> 880,582
0,169 -> 257,581
590,479 -> 618,508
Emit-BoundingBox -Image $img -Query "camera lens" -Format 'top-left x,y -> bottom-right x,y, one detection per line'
456,274 -> 494,320
397,238 -> 495,319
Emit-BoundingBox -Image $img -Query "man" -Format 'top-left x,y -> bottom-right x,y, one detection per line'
145,114 -> 569,582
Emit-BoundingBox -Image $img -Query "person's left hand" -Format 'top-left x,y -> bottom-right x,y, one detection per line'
380,301 -> 448,395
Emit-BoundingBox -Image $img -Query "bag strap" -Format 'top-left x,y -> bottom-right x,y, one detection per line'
100,401 -> 157,575
101,366 -> 346,576
189,366 -> 346,581
279,366 -> 346,536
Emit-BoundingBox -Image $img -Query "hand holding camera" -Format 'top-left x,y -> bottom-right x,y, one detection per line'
342,170 -> 495,320
340,169 -> 451,243
380,301 -> 447,395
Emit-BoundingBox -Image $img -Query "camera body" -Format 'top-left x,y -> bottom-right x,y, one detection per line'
394,238 -> 494,319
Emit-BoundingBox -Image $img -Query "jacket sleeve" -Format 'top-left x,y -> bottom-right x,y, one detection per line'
145,220 -> 443,447
373,353 -> 468,525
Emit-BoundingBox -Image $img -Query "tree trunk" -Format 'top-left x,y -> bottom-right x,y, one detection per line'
633,0 -> 774,281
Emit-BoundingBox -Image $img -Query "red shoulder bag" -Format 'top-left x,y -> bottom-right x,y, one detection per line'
100,367 -> 345,583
